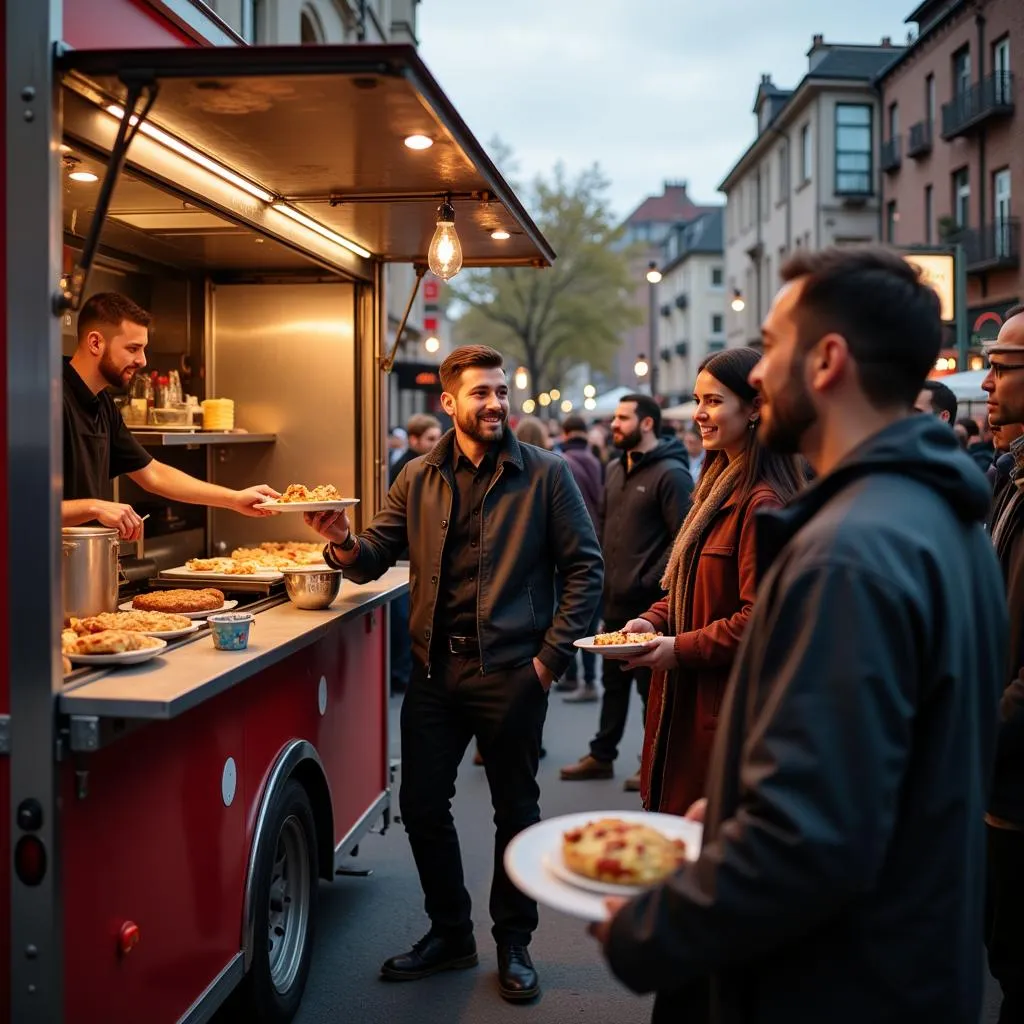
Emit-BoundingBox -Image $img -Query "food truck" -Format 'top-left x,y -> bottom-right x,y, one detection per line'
2,3 -> 555,1021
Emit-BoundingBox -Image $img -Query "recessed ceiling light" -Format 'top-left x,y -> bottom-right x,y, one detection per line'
404,134 -> 434,150
68,170 -> 99,183
491,229 -> 511,240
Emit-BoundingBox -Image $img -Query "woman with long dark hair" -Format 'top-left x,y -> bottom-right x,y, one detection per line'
621,347 -> 805,817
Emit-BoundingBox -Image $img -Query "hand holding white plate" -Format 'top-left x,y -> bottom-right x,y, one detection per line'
253,498 -> 360,513
574,635 -> 658,657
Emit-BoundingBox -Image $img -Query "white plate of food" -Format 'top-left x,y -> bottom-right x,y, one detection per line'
504,811 -> 702,921
64,631 -> 168,667
69,610 -> 202,641
254,483 -> 359,513
574,631 -> 662,656
120,591 -> 239,619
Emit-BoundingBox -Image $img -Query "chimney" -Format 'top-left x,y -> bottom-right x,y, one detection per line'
881,35 -> 892,47
808,32 -> 830,71
760,73 -> 772,85
811,33 -> 824,48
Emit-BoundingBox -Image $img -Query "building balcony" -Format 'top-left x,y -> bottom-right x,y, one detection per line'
907,119 -> 933,158
881,136 -> 902,174
946,218 -> 1021,272
674,293 -> 689,310
674,341 -> 689,357
836,172 -> 874,201
660,347 -> 673,364
941,72 -> 1015,140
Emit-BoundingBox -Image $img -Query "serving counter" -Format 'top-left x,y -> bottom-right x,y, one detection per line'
60,567 -> 409,722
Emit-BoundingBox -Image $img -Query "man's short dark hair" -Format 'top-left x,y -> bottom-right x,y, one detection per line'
921,379 -> 958,422
956,415 -> 980,439
562,413 -> 588,434
77,291 -> 152,343
406,413 -> 441,439
438,345 -> 504,394
780,247 -> 943,410
621,393 -> 661,435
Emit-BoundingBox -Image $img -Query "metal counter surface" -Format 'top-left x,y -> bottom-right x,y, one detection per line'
58,567 -> 409,721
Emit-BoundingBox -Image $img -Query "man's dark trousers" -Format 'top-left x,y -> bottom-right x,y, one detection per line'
399,654 -> 549,945
589,616 -> 650,763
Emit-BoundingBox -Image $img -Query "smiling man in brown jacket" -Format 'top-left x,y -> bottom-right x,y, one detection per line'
306,344 -> 602,1003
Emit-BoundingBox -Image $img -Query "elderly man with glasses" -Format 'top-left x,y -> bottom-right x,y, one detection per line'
982,303 -> 1024,1023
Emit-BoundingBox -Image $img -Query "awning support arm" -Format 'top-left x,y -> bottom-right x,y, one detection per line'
54,77 -> 159,314
381,263 -> 427,375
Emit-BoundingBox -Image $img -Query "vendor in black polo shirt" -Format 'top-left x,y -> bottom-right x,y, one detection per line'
62,292 -> 278,539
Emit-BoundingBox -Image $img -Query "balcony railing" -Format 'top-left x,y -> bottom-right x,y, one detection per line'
907,119 -> 933,158
941,72 -> 1015,139
881,136 -> 902,173
946,218 -> 1021,271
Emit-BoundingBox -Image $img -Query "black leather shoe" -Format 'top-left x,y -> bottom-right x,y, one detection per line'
380,932 -> 478,981
497,944 -> 540,1002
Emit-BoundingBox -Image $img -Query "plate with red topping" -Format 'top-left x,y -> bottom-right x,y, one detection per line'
504,810 -> 702,920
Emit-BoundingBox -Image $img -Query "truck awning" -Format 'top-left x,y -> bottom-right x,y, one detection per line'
57,43 -> 555,273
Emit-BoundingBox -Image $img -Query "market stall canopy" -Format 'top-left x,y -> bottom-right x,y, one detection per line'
661,400 -> 697,421
57,44 -> 555,273
935,370 -> 987,402
588,386 -> 636,417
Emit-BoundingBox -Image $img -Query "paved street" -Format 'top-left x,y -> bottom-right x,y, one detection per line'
220,673 -> 1002,1024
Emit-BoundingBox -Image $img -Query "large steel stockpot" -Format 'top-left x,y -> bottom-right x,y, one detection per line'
61,526 -> 120,619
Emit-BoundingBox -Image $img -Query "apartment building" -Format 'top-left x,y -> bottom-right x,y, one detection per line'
878,0 -> 1022,363
614,181 -> 718,391
207,0 -> 418,45
653,209 -> 726,403
720,36 -> 903,347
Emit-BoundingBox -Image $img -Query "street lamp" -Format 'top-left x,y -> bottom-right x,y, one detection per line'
522,398 -> 536,414
583,384 -> 596,399
424,335 -> 440,354
634,354 -> 650,379
550,388 -> 561,401
731,288 -> 745,313
646,261 -> 661,400
584,397 -> 597,411
514,366 -> 529,390
561,399 -> 573,413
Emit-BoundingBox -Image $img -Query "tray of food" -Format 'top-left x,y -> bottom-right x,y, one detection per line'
574,630 -> 663,655
62,628 -> 168,667
68,610 -> 201,640
163,558 -> 285,582
254,483 -> 359,513
504,811 -> 702,921
121,588 -> 238,618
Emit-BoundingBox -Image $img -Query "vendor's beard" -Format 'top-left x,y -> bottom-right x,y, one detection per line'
613,427 -> 643,451
99,351 -> 136,391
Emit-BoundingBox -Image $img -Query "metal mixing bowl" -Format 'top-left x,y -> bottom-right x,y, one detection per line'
281,568 -> 343,610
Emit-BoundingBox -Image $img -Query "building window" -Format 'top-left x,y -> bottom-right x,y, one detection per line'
953,46 -> 971,97
926,73 -> 935,123
886,201 -> 897,244
240,0 -> 262,43
711,313 -> 724,336
301,7 -> 326,45
778,146 -> 788,200
835,104 -> 873,195
762,166 -> 770,221
994,167 -> 1012,257
711,266 -> 724,288
888,102 -> 899,139
994,37 -> 1011,103
953,167 -> 970,227
924,184 -> 933,245
800,123 -> 811,183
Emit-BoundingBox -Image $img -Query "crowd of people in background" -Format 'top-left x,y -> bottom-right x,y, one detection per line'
357,248 -> 1024,1022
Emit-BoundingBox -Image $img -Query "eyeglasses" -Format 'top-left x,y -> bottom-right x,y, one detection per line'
988,363 -> 1024,381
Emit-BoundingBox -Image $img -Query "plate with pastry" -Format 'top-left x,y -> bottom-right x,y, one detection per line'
161,559 -> 283,582
254,483 -> 360,513
574,631 -> 663,656
121,589 -> 238,618
504,810 -> 702,921
64,629 -> 168,666
69,610 -> 201,640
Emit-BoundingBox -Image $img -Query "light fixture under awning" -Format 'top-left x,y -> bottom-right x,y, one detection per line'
57,44 -> 555,270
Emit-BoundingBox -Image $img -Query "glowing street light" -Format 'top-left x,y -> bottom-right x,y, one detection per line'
584,397 -> 597,411
583,384 -> 596,399
646,261 -> 662,285
538,393 -> 552,407
522,398 -> 536,414
561,399 -> 573,413
514,366 -> 529,390
731,288 -> 745,313
424,335 -> 441,354
550,388 -> 561,401
634,354 -> 650,378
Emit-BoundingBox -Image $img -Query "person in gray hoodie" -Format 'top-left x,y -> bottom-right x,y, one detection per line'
561,393 -> 692,789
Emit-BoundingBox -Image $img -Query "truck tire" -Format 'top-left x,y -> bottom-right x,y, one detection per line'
238,778 -> 319,1023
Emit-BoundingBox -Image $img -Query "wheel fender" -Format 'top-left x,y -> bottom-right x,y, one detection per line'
241,739 -> 334,972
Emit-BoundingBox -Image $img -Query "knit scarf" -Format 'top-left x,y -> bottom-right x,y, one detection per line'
660,454 -> 745,636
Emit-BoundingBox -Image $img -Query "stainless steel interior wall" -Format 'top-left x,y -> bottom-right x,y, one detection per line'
207,281 -> 358,552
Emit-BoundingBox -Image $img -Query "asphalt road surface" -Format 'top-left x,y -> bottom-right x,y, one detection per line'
217,668 -> 1002,1024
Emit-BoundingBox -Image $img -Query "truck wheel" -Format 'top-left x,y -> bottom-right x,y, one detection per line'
239,778 -> 319,1023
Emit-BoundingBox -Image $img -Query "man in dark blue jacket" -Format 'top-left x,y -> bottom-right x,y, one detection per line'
594,247 -> 1007,1023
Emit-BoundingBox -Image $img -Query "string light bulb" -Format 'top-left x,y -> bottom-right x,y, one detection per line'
646,261 -> 662,284
583,384 -> 596,399
514,366 -> 529,390
561,400 -> 573,413
538,393 -> 552,407
424,336 -> 440,354
731,289 -> 746,313
550,388 -> 561,401
522,398 -> 536,414
584,397 -> 597,411
427,199 -> 463,281
634,355 -> 650,378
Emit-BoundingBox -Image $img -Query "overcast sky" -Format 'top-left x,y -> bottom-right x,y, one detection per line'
418,1 -> 911,221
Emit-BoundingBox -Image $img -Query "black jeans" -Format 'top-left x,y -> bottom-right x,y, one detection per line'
389,593 -> 412,690
986,824 -> 1024,1022
399,655 -> 549,946
589,617 -> 651,763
